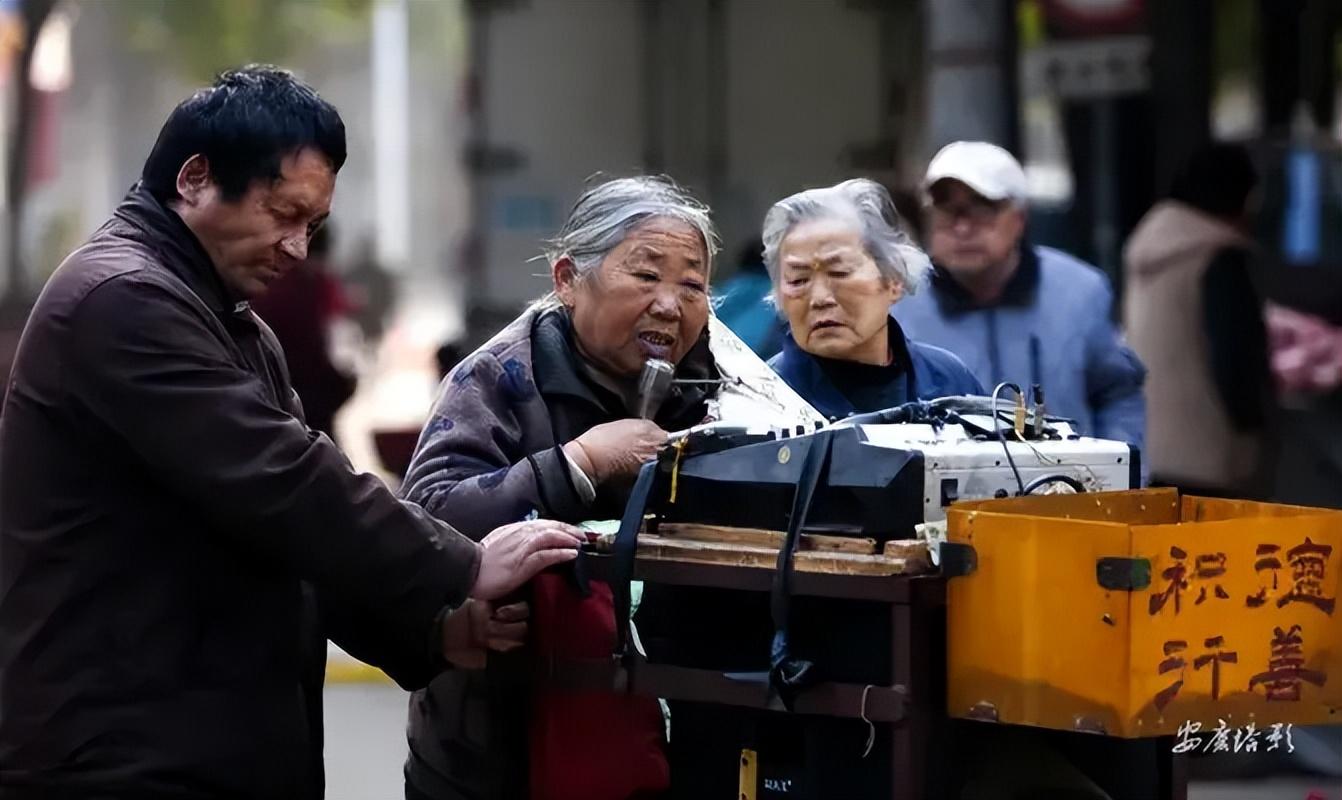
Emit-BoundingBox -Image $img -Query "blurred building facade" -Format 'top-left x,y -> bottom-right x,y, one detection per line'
0,0 -> 470,402
456,0 -> 1341,336
2,0 -> 1336,348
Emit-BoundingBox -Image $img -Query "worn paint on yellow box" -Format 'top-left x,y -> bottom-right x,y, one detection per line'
946,488 -> 1342,738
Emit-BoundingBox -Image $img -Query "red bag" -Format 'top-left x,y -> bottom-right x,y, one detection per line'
528,573 -> 669,800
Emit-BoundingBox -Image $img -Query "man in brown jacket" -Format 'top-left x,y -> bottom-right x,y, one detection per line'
0,66 -> 581,800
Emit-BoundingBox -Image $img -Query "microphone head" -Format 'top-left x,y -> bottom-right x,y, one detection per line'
636,358 -> 675,419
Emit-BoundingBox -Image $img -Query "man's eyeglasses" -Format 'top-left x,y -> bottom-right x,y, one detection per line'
927,199 -> 1009,228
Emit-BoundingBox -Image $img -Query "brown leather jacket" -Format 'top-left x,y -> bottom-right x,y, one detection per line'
0,185 -> 481,799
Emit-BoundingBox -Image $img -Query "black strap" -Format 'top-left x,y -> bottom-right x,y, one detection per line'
611,460 -> 660,660
568,547 -> 592,598
768,430 -> 834,709
526,450 -> 557,513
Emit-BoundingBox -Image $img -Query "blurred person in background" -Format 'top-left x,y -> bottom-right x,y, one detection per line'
711,237 -> 784,358
764,178 -> 983,417
251,223 -> 357,440
1260,300 -> 1342,780
1266,302 -> 1342,513
344,234 -> 397,343
1266,303 -> 1342,396
0,65 -> 581,800
895,141 -> 1146,453
1123,143 -> 1272,497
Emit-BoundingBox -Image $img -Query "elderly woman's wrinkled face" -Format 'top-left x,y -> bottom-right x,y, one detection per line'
555,217 -> 710,377
778,216 -> 903,366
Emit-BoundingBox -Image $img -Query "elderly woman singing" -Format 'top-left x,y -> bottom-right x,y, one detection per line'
765,179 -> 983,414
399,176 -> 811,800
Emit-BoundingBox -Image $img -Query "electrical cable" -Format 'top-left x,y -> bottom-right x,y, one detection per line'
992,382 -> 1026,495
1019,437 -> 1102,489
1022,473 -> 1087,495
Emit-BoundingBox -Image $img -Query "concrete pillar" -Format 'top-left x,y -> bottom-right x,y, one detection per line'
371,0 -> 410,273
923,0 -> 1016,153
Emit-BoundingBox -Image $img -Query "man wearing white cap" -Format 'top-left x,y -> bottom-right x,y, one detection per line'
895,140 -> 1146,455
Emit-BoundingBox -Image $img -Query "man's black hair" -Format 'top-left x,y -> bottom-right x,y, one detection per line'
1168,143 -> 1258,221
140,64 -> 347,203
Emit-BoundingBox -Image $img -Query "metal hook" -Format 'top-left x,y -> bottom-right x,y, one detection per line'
860,684 -> 876,758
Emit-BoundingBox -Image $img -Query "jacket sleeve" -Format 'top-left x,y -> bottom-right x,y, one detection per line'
952,362 -> 986,396
64,276 -> 481,689
1082,283 -> 1148,455
400,351 -> 591,541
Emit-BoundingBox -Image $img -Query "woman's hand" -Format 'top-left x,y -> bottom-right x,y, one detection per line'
563,419 -> 669,484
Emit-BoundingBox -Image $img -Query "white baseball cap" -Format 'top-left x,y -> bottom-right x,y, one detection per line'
924,141 -> 1028,202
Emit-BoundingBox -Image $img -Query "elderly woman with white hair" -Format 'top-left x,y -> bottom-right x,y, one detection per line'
399,175 -> 801,800
763,182 -> 1121,800
764,178 -> 983,416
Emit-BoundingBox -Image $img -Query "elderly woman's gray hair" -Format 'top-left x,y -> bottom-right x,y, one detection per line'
543,175 -> 719,276
761,178 -> 930,292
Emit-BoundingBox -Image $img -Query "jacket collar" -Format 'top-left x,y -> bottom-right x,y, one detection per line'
112,183 -> 249,320
532,307 -> 621,412
530,306 -> 716,423
773,315 -> 917,420
929,240 -> 1040,315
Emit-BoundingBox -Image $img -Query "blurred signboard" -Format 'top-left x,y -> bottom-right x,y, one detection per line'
1022,34 -> 1151,100
1039,0 -> 1146,37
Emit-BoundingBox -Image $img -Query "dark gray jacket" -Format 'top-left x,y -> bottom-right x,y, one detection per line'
401,305 -> 712,799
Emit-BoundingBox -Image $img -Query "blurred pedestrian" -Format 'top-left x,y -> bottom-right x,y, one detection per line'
895,141 -> 1146,453
1124,143 -> 1271,497
1266,301 -> 1342,514
251,224 -> 357,440
1266,302 -> 1342,396
344,235 -> 396,342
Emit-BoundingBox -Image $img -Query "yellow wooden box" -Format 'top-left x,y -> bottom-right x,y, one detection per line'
946,488 -> 1342,738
